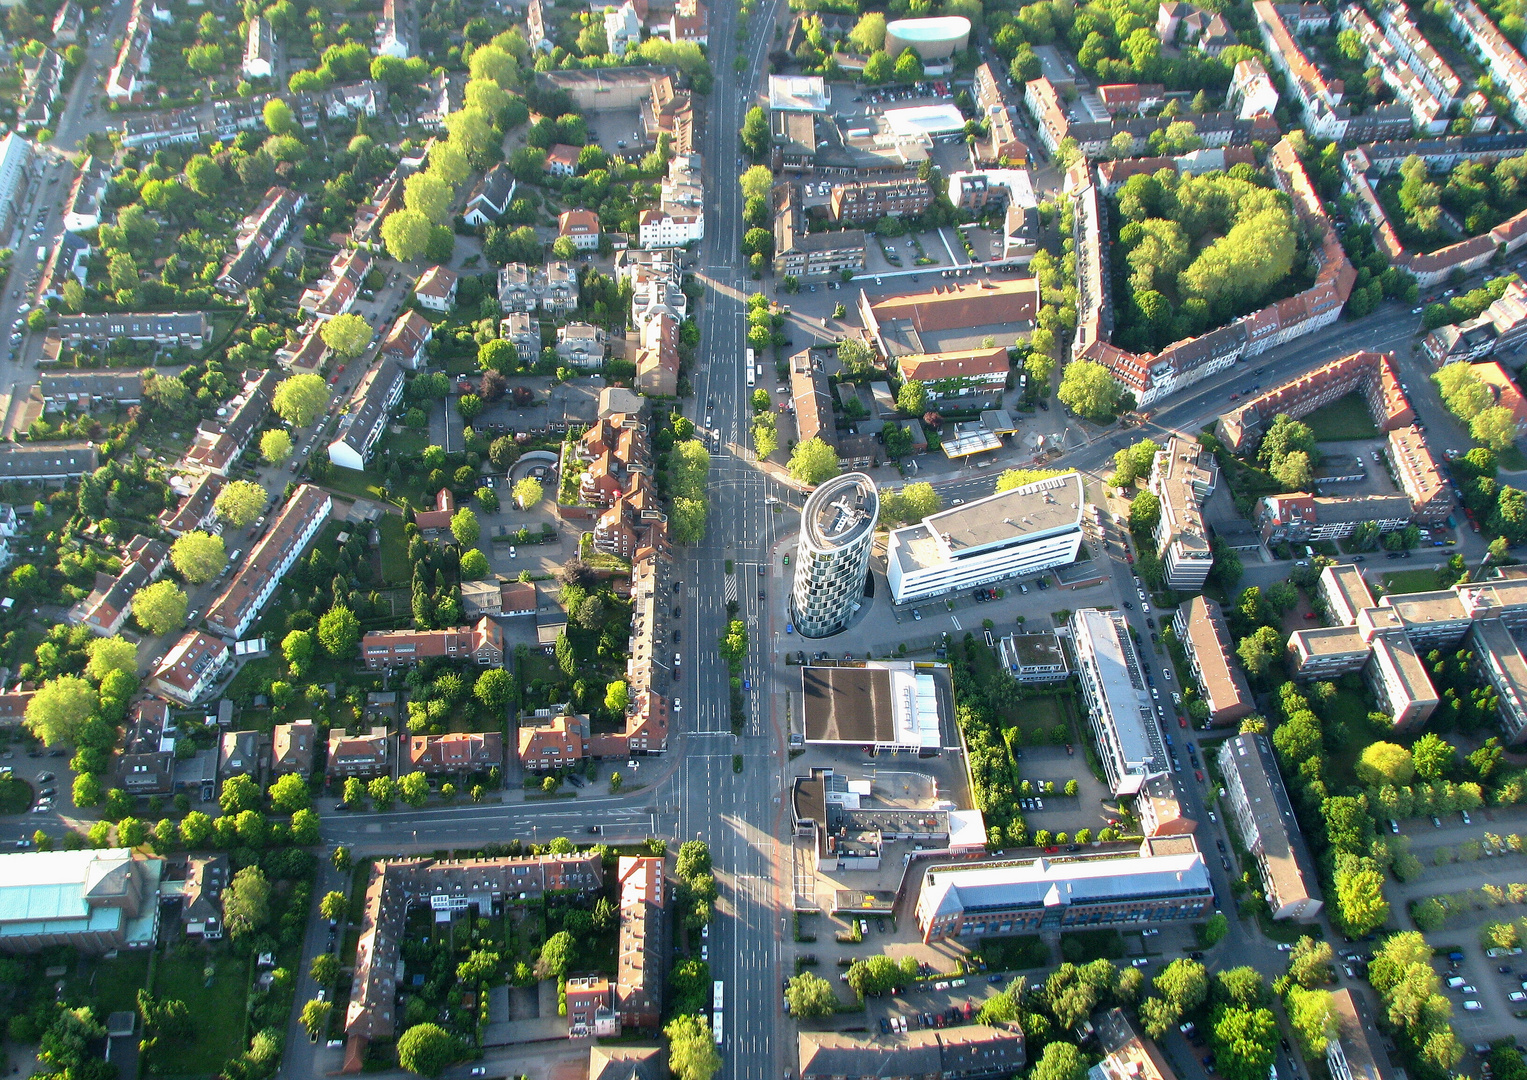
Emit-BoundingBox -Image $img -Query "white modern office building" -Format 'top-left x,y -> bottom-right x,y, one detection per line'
885,473 -> 1084,605
790,473 -> 878,638
1070,608 -> 1167,796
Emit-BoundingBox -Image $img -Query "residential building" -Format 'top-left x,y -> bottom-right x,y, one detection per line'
545,143 -> 580,177
62,159 -> 107,233
329,360 -> 404,471
501,312 -> 540,364
798,1027 -> 1026,1080
352,174 -> 404,249
1137,772 -> 1195,838
242,16 -> 274,78
637,207 -> 703,248
773,202 -> 865,279
1339,6 -> 1448,134
669,0 -> 707,44
175,854 -> 226,939
116,698 -> 175,795
614,855 -> 664,1028
1148,437 -> 1215,591
460,580 -> 502,619
556,323 -> 606,368
1217,733 -> 1323,920
567,976 -> 618,1038
179,369 -> 279,476
1365,633 -> 1440,730
106,0 -> 152,103
407,732 -> 503,774
558,209 -> 601,251
886,474 -> 1084,605
798,663 -> 947,755
218,730 -> 265,782
345,855 -> 604,1059
217,186 -> 306,294
635,311 -> 678,396
39,370 -> 143,413
1328,989 -> 1390,1080
1255,492 -> 1415,543
326,727 -> 390,782
375,0 -> 409,57
150,631 -> 232,705
1443,0 -> 1527,129
604,1 -> 640,55
76,536 -> 169,637
413,265 -> 458,312
0,135 -> 31,239
0,442 -> 97,483
829,177 -> 934,222
517,712 -> 589,771
1221,351 -> 1411,452
0,849 -> 163,953
1172,597 -> 1254,726
997,631 -> 1070,683
271,721 -> 315,777
38,232 -> 89,304
1091,1009 -> 1177,1080
644,75 -> 695,155
860,278 -> 1038,383
52,1 -> 82,44
56,312 -> 209,348
1472,361 -> 1527,439
299,248 -> 370,320
463,164 -> 516,227
1227,58 -> 1279,118
1424,279 -> 1527,363
18,48 -> 64,129
1071,608 -> 1167,796
380,310 -> 432,370
789,474 -> 879,638
915,837 -> 1213,941
204,485 -> 332,638
359,617 -> 505,668
1474,618 -> 1527,745
119,108 -> 203,150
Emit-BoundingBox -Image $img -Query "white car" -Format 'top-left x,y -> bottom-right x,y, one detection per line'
1277,943 -> 1293,952
508,546 -> 516,558
1464,1000 -> 1484,1011
1510,992 -> 1526,1003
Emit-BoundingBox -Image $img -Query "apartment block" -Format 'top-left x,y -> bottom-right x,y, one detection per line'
1365,633 -> 1440,731
773,202 -> 865,279
1216,733 -> 1323,921
116,697 -> 175,794
326,726 -> 391,782
614,855 -> 664,1029
407,732 -> 503,774
1148,437 -> 1215,591
151,631 -> 232,705
828,177 -> 934,223
1320,564 -> 1377,626
360,617 -> 505,668
1472,617 -> 1527,745
1172,598 -> 1253,726
204,484 -> 332,638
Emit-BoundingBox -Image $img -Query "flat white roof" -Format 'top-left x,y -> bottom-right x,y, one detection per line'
884,104 -> 968,136
768,75 -> 829,112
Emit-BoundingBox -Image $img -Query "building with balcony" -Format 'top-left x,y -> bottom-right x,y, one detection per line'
1071,608 -> 1166,796
1216,733 -> 1323,920
1172,597 -> 1253,726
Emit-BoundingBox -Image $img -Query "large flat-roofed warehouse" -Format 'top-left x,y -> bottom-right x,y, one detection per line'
886,473 -> 1084,604
914,836 -> 1213,942
798,663 -> 951,754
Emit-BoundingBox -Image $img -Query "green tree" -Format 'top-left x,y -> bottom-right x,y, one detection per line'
220,773 -> 261,814
665,1014 -> 722,1080
1030,1041 -> 1086,1080
1334,866 -> 1390,935
214,480 -> 267,530
318,891 -> 347,922
310,952 -> 340,986
260,428 -> 293,464
320,312 -> 374,358
1236,625 -> 1284,681
396,1022 -> 458,1077
1057,360 -> 1123,420
85,637 -> 137,681
1412,732 -> 1455,780
1212,1007 -> 1278,1080
605,680 -> 629,713
1285,986 -> 1335,1057
459,548 -> 490,579
1356,742 -> 1415,787
451,508 -> 481,546
300,999 -> 332,1039
382,208 -> 433,262
185,155 -> 223,197
269,773 -> 311,813
223,865 -> 271,942
896,380 -> 928,415
1203,912 -> 1228,945
1129,490 -> 1161,536
740,106 -> 770,161
399,771 -> 430,807
273,373 -> 330,427
788,437 -> 841,485
368,775 -> 397,809
263,98 -> 297,135
786,972 -> 837,1018
170,531 -> 227,583
26,676 -> 99,746
1272,450 -> 1313,492
739,165 -> 774,202
282,629 -> 315,674
848,11 -> 887,51
1288,937 -> 1335,989
512,477 -> 543,510
475,668 -> 514,712
317,605 -> 361,657
536,930 -> 575,979
456,948 -> 500,983
343,777 -> 366,807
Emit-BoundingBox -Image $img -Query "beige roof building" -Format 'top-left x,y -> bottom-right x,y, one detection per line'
1217,734 -> 1322,921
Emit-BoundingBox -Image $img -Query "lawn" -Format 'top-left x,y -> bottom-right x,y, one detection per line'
1303,393 -> 1380,441
77,951 -> 152,1016
1059,929 -> 1124,962
1500,445 -> 1527,471
147,949 -> 250,1075
972,935 -> 1051,971
1382,568 -> 1450,595
377,512 -> 410,585
320,467 -> 390,505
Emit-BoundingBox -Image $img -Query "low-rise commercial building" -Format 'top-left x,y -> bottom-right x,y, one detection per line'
998,631 -> 1069,682
1172,597 -> 1253,726
798,1027 -> 1025,1080
799,663 -> 946,754
915,837 -> 1213,941
1071,608 -> 1166,796
1217,733 -> 1323,921
885,474 -> 1084,605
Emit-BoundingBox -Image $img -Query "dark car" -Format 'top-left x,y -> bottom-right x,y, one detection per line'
35,772 -> 53,783
587,825 -> 601,834
673,607 -> 681,618
673,581 -> 682,593
759,590 -> 765,600
36,787 -> 55,798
